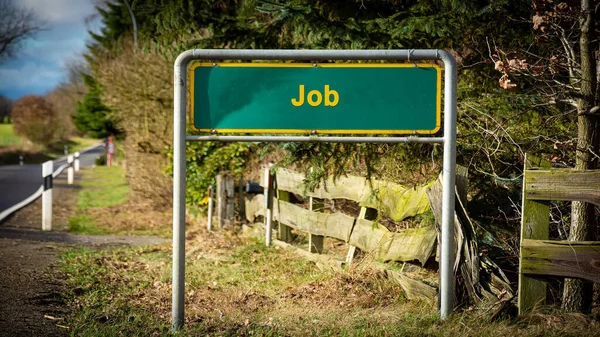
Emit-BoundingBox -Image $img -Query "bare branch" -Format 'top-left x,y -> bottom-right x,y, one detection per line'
0,0 -> 43,62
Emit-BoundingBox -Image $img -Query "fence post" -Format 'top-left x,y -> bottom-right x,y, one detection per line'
42,161 -> 53,231
518,154 -> 551,314
67,155 -> 74,185
216,174 -> 235,228
277,189 -> 293,242
74,152 -> 80,172
207,185 -> 214,231
308,196 -> 324,253
264,167 -> 273,246
238,178 -> 245,221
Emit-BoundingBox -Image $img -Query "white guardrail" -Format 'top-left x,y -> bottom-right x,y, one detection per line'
0,142 -> 104,223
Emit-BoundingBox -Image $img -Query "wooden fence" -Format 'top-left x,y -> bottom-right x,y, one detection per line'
518,154 -> 600,314
214,166 -> 513,306
245,168 -> 438,266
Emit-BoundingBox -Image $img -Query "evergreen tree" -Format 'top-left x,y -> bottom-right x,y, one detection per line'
73,74 -> 119,138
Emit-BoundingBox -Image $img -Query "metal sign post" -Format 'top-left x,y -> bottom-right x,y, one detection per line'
173,49 -> 457,331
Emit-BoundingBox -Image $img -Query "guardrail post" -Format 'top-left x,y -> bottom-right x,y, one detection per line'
207,185 -> 214,231
67,155 -> 74,185
19,155 -> 23,166
42,161 -> 53,231
74,151 -> 80,171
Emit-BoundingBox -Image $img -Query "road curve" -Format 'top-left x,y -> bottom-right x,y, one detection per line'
0,144 -> 105,218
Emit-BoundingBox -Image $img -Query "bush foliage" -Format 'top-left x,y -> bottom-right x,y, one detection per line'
11,95 -> 61,146
80,0 -> 594,240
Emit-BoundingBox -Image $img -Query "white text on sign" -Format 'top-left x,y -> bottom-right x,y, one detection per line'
291,85 -> 339,107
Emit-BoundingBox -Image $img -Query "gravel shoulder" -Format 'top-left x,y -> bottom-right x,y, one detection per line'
0,169 -> 168,336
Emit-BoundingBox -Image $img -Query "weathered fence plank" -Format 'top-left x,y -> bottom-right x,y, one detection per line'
274,168 -> 431,221
386,269 -> 437,303
348,219 -> 436,265
348,219 -> 389,259
346,207 -> 377,265
254,168 -> 438,265
381,226 -> 438,264
275,168 -> 367,202
521,239 -> 600,283
245,194 -> 265,223
524,170 -> 600,206
518,154 -> 551,314
276,199 -> 355,242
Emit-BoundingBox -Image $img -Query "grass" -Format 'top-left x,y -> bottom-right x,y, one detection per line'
57,226 -> 600,337
78,166 -> 130,209
68,162 -> 171,237
0,122 -> 102,165
0,123 -> 22,146
62,137 -> 100,153
46,137 -> 102,159
68,215 -> 106,235
68,165 -> 130,234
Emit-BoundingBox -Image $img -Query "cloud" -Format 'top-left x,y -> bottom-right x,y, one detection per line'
0,60 -> 62,95
20,25 -> 89,64
0,0 -> 99,99
17,0 -> 97,25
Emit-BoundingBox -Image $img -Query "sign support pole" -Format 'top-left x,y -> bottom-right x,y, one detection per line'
439,52 -> 457,318
173,53 -> 187,331
173,49 -> 456,331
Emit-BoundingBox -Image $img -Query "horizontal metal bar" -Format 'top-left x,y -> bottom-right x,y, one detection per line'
189,49 -> 443,61
185,135 -> 444,144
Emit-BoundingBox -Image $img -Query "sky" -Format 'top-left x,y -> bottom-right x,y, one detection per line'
0,0 -> 102,100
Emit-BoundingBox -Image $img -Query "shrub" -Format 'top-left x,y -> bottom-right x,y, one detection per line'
11,95 -> 60,146
95,155 -> 106,166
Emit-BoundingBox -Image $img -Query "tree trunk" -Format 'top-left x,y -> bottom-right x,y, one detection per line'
562,0 -> 599,313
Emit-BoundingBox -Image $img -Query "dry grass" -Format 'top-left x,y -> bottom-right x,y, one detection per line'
86,200 -> 172,237
59,219 -> 600,336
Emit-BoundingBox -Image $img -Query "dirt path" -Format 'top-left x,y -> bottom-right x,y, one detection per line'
0,238 -> 68,337
0,170 -> 168,336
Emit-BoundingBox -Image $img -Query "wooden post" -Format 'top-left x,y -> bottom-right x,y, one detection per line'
346,207 -> 377,265
216,174 -> 235,228
264,167 -> 273,246
277,190 -> 293,242
455,165 -> 468,208
308,196 -> 324,253
237,178 -> 245,221
207,185 -> 214,231
518,154 -> 551,314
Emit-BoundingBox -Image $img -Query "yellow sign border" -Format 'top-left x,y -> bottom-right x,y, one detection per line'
189,62 -> 442,135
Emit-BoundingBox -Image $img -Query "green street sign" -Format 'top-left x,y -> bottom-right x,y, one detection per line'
190,63 -> 441,134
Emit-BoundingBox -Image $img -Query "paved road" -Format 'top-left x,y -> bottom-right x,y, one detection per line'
0,144 -> 104,214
